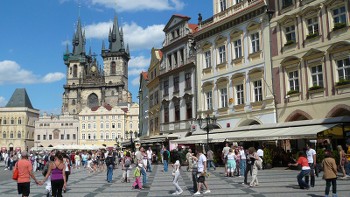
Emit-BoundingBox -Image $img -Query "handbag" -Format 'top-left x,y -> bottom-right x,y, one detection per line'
12,163 -> 19,180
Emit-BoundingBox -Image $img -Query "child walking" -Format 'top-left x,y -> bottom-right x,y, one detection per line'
172,160 -> 183,195
132,163 -> 143,190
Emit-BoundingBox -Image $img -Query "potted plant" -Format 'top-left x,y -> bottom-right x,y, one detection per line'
308,85 -> 323,91
306,33 -> 318,40
333,22 -> 346,31
284,40 -> 295,46
335,79 -> 350,87
263,148 -> 273,169
287,89 -> 299,95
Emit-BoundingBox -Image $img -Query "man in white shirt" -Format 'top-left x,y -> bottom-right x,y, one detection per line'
194,148 -> 210,195
222,143 -> 230,173
305,143 -> 317,187
146,147 -> 153,172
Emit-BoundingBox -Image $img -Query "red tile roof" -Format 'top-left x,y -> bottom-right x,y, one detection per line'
188,24 -> 198,33
91,104 -> 112,111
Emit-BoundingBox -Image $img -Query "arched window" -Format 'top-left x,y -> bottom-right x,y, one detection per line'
106,133 -> 110,139
11,118 -> 14,124
88,93 -> 99,108
10,131 -> 14,138
18,118 -> 22,125
73,64 -> 78,77
111,61 -> 116,75
88,134 -> 91,139
2,131 -> 6,139
72,99 -> 76,105
93,133 -> 96,139
17,131 -> 21,139
100,132 -> 104,139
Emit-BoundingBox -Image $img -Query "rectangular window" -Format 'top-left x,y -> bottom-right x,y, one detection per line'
236,84 -> 244,105
164,80 -> 169,96
155,91 -> 159,104
251,32 -> 260,53
285,25 -> 296,42
220,88 -> 228,108
186,101 -> 192,119
73,134 -> 76,140
311,65 -> 323,87
61,134 -> 64,140
173,52 -> 178,67
150,119 -> 154,132
100,122 -> 104,129
149,94 -> 154,107
175,102 -> 180,121
220,0 -> 226,12
118,123 -> 121,128
288,71 -> 299,91
112,123 -> 116,129
333,6 -> 346,25
206,91 -> 212,110
67,134 -> 70,140
185,73 -> 191,89
88,124 -> 91,129
82,134 -> 85,140
253,80 -> 263,102
100,133 -> 104,139
218,45 -> 226,64
307,17 -> 319,35
173,76 -> 179,92
282,0 -> 293,9
204,51 -> 211,68
37,135 -> 40,140
106,123 -> 109,129
337,58 -> 350,81
164,104 -> 169,123
49,135 -> 52,140
43,135 -> 46,140
155,117 -> 159,131
234,39 -> 242,59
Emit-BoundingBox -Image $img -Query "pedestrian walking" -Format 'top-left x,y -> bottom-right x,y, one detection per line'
226,149 -> 236,177
249,147 -> 260,187
42,155 -> 54,197
146,147 -> 153,172
222,143 -> 230,174
105,151 -> 115,183
186,149 -> 193,171
305,143 -> 317,187
132,163 -> 143,190
193,148 -> 210,195
322,150 -> 338,197
337,145 -> 348,179
63,154 -> 71,193
163,147 -> 169,172
171,160 -> 183,195
122,152 -> 132,183
243,149 -> 254,185
206,149 -> 216,171
15,150 -> 40,197
288,151 -> 310,190
41,151 -> 67,197
239,146 -> 246,177
74,152 -> 81,169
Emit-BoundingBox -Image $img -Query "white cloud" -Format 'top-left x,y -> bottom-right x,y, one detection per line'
42,73 -> 66,83
131,76 -> 140,86
0,60 -> 65,85
128,69 -> 145,76
90,0 -> 185,12
0,96 -> 7,107
85,21 -> 164,51
129,56 -> 150,68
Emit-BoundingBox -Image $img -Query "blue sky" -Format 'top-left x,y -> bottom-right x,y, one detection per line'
0,0 -> 212,114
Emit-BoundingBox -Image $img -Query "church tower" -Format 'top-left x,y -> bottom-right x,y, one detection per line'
102,16 -> 130,90
62,16 -> 131,115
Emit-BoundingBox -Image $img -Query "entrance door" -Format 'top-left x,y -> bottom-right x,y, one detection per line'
9,143 -> 14,152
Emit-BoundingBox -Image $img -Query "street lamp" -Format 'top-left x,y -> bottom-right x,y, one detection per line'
130,131 -> 134,152
197,114 -> 217,152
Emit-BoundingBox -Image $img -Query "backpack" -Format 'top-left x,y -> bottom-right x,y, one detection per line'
124,157 -> 131,167
255,157 -> 263,170
105,157 -> 113,166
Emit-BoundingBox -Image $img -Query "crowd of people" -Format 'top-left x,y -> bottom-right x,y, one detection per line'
1,141 -> 350,197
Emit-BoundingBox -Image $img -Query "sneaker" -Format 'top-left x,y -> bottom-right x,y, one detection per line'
204,190 -> 211,194
178,190 -> 183,195
172,192 -> 179,195
193,191 -> 201,195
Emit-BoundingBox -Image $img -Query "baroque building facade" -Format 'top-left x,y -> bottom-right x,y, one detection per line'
62,16 -> 131,115
270,0 -> 350,122
194,0 -> 276,130
0,89 -> 39,152
78,103 -> 139,147
34,113 -> 79,148
138,71 -> 149,137
159,15 -> 198,135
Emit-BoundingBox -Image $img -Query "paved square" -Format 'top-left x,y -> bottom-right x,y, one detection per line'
1,163 -> 349,196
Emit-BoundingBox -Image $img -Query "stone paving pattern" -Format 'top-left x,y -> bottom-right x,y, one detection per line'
1,163 -> 349,197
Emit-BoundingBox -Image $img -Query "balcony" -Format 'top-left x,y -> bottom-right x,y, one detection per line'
160,120 -> 193,133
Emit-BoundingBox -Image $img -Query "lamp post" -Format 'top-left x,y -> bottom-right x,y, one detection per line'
130,131 -> 134,152
197,114 -> 217,152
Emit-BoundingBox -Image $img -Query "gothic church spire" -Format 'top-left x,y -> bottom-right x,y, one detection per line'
72,17 -> 86,55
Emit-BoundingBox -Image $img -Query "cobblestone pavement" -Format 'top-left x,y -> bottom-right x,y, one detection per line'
1,162 -> 349,197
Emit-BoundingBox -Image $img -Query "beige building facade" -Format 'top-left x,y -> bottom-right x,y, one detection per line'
78,103 -> 139,147
194,0 -> 276,130
270,0 -> 350,122
34,113 -> 79,148
0,89 -> 39,152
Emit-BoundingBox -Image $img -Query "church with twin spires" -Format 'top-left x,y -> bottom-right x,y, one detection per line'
62,16 -> 132,115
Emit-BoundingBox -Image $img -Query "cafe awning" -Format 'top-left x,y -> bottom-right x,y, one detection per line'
172,122 -> 342,144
